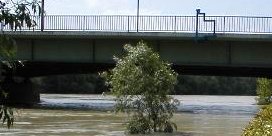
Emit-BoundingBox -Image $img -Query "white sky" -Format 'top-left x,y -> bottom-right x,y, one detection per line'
44,0 -> 272,16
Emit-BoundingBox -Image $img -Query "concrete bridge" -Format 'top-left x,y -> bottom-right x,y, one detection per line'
2,14 -> 272,105
5,31 -> 272,78
1,14 -> 270,77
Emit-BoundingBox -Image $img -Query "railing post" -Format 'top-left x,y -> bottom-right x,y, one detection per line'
127,16 -> 130,32
137,16 -> 139,32
223,16 -> 226,33
174,16 -> 177,32
83,16 -> 86,31
213,19 -> 216,35
249,18 -> 251,32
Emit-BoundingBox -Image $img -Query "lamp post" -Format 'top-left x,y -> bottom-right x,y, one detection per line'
196,9 -> 200,38
41,0 -> 44,31
136,0 -> 139,32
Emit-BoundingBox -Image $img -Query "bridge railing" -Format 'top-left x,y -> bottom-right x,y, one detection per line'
2,15 -> 272,34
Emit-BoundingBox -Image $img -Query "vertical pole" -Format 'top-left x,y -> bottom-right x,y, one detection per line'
223,16 -> 226,33
128,16 -> 130,32
213,20 -> 216,35
174,16 -> 176,32
41,0 -> 44,31
136,0 -> 139,32
83,16 -> 86,31
196,9 -> 200,37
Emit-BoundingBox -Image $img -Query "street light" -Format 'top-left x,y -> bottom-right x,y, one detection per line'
136,0 -> 139,32
41,0 -> 44,31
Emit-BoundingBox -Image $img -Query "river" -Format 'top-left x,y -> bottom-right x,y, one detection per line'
0,95 -> 259,136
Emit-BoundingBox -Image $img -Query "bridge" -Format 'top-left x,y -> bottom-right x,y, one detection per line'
5,31 -> 272,78
4,14 -> 272,77
2,14 -> 272,104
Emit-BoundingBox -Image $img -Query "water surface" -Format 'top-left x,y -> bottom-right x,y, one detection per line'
0,95 -> 259,136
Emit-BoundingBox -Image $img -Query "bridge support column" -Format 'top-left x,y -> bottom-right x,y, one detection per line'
1,78 -> 40,106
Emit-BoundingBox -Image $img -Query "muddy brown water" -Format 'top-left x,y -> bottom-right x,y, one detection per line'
0,95 -> 259,136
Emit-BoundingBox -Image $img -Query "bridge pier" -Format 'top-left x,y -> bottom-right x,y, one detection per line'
1,77 -> 40,106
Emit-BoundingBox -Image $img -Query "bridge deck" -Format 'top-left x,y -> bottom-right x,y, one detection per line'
4,31 -> 272,41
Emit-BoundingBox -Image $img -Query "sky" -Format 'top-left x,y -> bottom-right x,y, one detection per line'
44,0 -> 272,16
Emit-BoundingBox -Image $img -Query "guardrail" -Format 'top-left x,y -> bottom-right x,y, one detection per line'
3,15 -> 272,34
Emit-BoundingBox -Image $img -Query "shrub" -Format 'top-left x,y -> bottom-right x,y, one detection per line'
256,78 -> 272,105
242,105 -> 272,136
127,114 -> 151,134
101,41 -> 179,134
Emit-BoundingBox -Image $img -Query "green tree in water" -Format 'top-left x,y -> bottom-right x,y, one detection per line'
256,78 -> 272,105
0,0 -> 41,128
101,41 -> 179,134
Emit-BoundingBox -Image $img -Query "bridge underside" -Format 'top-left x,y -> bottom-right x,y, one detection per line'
10,61 -> 272,78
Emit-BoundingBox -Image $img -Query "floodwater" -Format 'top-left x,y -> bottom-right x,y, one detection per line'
0,95 -> 259,136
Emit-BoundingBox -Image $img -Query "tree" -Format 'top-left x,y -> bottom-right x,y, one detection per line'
256,78 -> 272,105
101,41 -> 179,134
0,0 -> 41,30
0,0 -> 41,128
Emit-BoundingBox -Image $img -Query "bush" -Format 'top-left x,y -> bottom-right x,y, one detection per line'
101,41 -> 179,134
127,114 -> 151,134
256,78 -> 272,105
242,105 -> 272,136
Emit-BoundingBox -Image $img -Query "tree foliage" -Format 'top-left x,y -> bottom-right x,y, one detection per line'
256,78 -> 272,105
0,0 -> 41,30
242,105 -> 272,136
101,41 -> 179,134
0,0 -> 41,128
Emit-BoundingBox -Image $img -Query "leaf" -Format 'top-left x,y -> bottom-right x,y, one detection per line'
172,122 -> 177,131
0,111 -> 3,120
2,116 -> 6,124
9,118 -> 13,125
38,6 -> 42,16
7,119 -> 11,128
32,4 -> 36,13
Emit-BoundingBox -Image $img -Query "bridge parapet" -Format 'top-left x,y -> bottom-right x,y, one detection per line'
2,15 -> 272,34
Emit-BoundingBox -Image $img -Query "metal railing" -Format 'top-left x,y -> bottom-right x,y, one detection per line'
3,15 -> 272,34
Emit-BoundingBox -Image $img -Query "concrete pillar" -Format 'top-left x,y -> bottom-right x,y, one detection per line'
1,77 -> 40,106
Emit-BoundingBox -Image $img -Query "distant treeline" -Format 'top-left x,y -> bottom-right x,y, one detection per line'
32,74 -> 257,95
33,74 -> 107,94
175,75 -> 256,95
